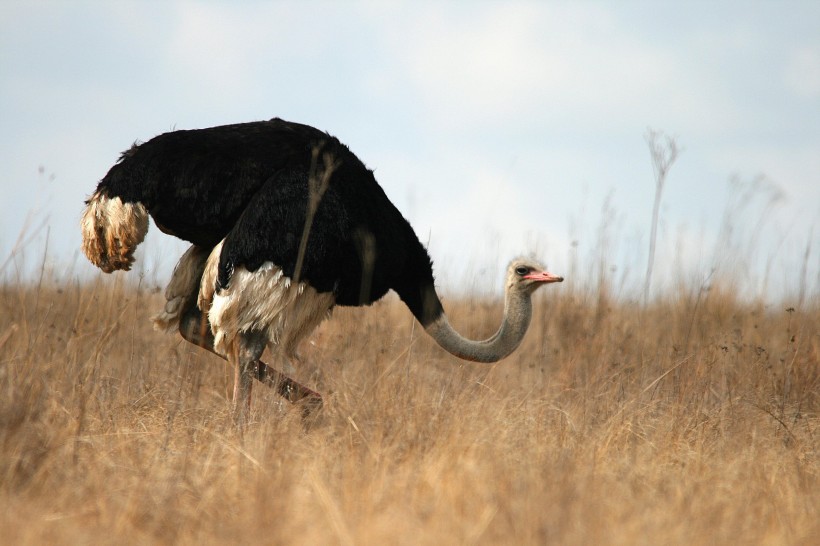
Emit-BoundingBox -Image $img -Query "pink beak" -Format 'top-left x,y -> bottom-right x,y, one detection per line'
524,271 -> 564,283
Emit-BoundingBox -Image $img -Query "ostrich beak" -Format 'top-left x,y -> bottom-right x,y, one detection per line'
524,271 -> 564,283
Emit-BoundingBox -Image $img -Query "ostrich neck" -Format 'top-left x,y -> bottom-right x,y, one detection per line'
424,289 -> 533,363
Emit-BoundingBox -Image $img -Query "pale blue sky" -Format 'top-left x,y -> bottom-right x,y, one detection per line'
2,1 -> 818,300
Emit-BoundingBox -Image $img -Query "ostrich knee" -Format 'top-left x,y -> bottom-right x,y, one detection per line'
178,305 -> 215,352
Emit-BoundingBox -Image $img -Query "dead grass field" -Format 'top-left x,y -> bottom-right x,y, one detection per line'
0,272 -> 817,545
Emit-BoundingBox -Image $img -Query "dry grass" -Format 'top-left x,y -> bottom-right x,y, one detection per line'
0,272 -> 817,545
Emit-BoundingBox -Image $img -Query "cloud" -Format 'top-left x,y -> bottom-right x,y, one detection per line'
367,3 -> 739,140
1,1 -> 818,299
784,46 -> 820,99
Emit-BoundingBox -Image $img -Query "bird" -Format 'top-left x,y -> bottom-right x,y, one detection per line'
81,117 -> 564,421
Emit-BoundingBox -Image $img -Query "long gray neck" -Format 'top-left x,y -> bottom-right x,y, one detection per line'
423,290 -> 533,363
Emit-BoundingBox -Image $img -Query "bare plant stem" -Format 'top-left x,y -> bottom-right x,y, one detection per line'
293,144 -> 338,286
644,130 -> 680,305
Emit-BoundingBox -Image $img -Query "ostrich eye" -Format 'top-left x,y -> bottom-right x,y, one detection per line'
515,266 -> 529,276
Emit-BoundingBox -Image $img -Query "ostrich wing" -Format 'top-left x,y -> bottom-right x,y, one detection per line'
99,119 -> 330,248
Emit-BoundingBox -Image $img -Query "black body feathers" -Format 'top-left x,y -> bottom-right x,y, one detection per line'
95,118 -> 443,325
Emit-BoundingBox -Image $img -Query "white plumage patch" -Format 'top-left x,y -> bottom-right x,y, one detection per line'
151,245 -> 209,332
201,244 -> 335,359
197,240 -> 223,313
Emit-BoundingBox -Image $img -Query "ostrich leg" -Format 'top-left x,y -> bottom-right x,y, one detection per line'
229,329 -> 266,425
178,303 -> 323,409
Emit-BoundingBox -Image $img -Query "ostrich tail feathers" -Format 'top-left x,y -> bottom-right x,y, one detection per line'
151,245 -> 210,333
80,190 -> 149,273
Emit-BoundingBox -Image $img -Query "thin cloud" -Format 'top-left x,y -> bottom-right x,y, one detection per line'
0,1 -> 817,299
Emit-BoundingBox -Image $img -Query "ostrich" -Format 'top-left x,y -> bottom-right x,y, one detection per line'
81,118 -> 563,420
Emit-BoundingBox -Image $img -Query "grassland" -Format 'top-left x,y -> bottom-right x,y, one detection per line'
0,269 -> 817,545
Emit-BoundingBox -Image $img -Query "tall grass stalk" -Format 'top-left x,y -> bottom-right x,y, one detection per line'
0,264 -> 816,545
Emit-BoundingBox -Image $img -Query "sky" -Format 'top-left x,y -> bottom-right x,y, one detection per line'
1,1 -> 818,301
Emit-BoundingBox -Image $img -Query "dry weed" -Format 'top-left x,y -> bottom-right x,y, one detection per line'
0,275 -> 817,545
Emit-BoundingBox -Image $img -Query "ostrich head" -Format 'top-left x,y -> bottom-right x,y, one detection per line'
505,258 -> 564,295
